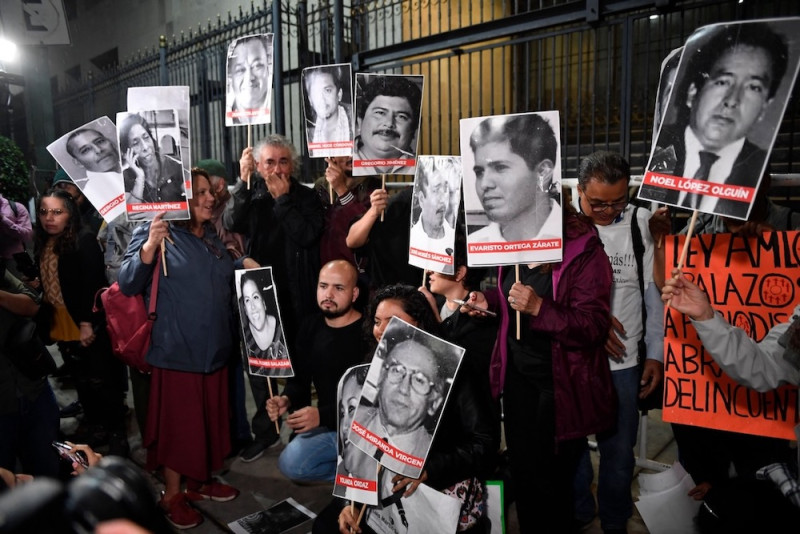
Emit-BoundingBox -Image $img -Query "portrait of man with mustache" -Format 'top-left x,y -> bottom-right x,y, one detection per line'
353,74 -> 423,176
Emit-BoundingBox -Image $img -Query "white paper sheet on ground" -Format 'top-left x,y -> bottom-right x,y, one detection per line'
228,497 -> 316,534
365,482 -> 460,534
638,460 -> 691,494
635,461 -> 701,534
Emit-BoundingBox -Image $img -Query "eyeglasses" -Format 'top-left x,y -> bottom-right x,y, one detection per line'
383,358 -> 436,395
38,208 -> 66,216
586,199 -> 628,213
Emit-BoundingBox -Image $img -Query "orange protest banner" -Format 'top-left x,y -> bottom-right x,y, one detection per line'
663,230 -> 800,440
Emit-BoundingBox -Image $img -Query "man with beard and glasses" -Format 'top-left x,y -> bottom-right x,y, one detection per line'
266,260 -> 367,482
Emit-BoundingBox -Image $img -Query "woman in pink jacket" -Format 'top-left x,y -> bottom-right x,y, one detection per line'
466,204 -> 615,533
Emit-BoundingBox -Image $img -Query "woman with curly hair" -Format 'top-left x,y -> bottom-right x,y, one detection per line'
314,283 -> 499,534
35,189 -> 128,456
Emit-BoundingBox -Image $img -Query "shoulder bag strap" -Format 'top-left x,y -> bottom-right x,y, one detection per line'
630,206 -> 647,360
147,257 -> 161,318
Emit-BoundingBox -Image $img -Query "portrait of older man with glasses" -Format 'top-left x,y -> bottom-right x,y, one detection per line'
349,319 -> 462,478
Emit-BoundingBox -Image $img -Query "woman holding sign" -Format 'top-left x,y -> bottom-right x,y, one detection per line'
119,169 -> 250,529
316,284 -> 498,534
464,203 -> 614,532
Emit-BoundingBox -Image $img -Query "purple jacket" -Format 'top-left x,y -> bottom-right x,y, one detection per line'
0,195 -> 32,259
486,223 -> 616,442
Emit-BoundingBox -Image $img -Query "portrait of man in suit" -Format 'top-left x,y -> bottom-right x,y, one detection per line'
639,21 -> 794,219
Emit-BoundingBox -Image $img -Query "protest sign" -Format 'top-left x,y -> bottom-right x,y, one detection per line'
662,231 -> 800,439
235,267 -> 293,378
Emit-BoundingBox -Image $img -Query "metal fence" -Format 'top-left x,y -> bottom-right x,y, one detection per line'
51,0 -> 800,189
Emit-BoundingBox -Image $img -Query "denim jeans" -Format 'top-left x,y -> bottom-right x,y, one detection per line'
278,428 -> 337,482
574,365 -> 640,530
0,383 -> 60,477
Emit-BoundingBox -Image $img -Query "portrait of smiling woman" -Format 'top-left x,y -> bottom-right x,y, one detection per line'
225,33 -> 274,126
237,268 -> 291,378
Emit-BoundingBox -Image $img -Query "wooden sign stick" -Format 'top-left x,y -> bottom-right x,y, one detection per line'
380,175 -> 386,222
160,240 -> 168,277
355,503 -> 368,531
266,378 -> 280,434
666,209 -> 699,309
515,264 -> 521,340
352,463 -> 380,532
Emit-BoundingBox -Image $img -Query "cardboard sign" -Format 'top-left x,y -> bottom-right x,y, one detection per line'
662,231 -> 800,440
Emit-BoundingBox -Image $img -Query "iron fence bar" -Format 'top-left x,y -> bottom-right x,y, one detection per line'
272,0 -> 285,134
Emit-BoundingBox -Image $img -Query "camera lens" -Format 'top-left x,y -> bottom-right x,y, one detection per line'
64,457 -> 171,534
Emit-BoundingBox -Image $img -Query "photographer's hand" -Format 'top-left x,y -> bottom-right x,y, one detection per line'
95,519 -> 153,534
66,442 -> 102,474
0,467 -> 32,488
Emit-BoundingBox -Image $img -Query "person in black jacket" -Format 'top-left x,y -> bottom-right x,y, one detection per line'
223,134 -> 324,462
0,263 -> 60,477
34,190 -> 127,457
420,228 -> 497,411
314,284 -> 499,534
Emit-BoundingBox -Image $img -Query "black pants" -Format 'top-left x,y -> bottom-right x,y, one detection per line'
503,358 -> 586,534
698,477 -> 800,533
59,330 -> 126,434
